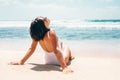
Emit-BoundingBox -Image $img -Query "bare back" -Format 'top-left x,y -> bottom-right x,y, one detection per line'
39,29 -> 58,52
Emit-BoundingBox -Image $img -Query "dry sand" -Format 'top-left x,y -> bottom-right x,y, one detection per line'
1,40 -> 120,80
1,52 -> 120,80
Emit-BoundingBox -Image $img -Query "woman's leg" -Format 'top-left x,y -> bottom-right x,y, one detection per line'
63,46 -> 74,65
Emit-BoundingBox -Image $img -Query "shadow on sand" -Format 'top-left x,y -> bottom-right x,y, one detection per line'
29,63 -> 61,72
28,58 -> 74,72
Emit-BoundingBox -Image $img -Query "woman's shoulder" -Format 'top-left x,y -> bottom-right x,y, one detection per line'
49,29 -> 57,38
49,29 -> 56,35
50,28 -> 55,33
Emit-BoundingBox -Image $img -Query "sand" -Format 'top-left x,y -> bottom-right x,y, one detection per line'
0,40 -> 120,80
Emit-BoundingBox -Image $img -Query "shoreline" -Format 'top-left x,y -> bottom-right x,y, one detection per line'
1,39 -> 120,58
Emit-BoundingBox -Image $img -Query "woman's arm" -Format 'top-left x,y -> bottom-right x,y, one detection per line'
10,39 -> 38,65
50,30 -> 73,73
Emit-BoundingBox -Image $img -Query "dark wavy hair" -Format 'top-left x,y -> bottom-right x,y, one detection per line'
30,17 -> 50,41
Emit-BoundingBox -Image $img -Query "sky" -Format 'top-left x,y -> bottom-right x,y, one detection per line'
0,0 -> 120,20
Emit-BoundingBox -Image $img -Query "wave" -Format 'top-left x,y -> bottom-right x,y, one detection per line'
0,23 -> 120,40
87,19 -> 120,22
51,20 -> 120,29
0,20 -> 120,29
0,21 -> 30,27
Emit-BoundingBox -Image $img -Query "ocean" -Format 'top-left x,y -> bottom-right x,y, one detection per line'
0,20 -> 120,58
0,20 -> 120,40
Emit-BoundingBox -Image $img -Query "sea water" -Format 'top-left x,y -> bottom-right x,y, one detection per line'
0,20 -> 120,57
0,20 -> 120,40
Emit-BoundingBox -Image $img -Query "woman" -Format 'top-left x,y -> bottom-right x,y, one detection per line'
10,16 -> 74,73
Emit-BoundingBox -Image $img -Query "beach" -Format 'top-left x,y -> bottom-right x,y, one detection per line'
1,0 -> 120,79
1,39 -> 120,80
0,20 -> 120,80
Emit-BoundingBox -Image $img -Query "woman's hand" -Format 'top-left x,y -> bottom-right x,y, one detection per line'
62,67 -> 74,74
8,61 -> 23,65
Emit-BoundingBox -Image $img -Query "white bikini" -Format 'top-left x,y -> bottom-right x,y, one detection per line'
43,49 -> 66,65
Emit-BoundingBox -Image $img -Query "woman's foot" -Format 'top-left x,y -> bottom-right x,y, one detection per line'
69,55 -> 75,61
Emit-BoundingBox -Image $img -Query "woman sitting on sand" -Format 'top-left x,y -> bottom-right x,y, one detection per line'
10,16 -> 74,73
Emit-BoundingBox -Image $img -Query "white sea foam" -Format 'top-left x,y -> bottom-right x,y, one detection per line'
0,20 -> 120,29
0,21 -> 30,27
51,20 -> 120,29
